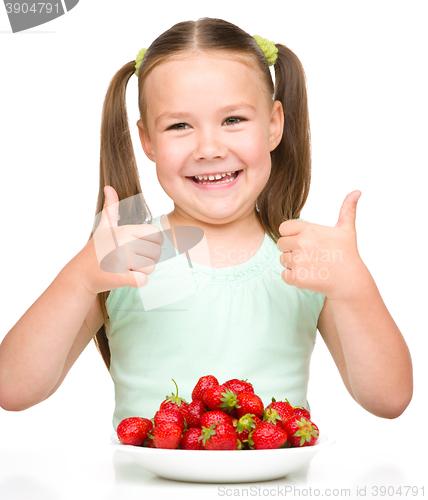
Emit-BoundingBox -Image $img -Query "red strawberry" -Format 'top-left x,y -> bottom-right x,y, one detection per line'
159,379 -> 189,416
199,422 -> 238,450
199,410 -> 234,429
140,417 -> 153,433
192,375 -> 219,401
293,406 -> 311,420
181,427 -> 204,450
284,417 -> 319,447
202,385 -> 239,414
153,422 -> 182,449
263,398 -> 294,431
182,400 -> 207,428
223,378 -> 254,394
233,413 -> 262,445
117,417 -> 151,446
248,421 -> 288,450
154,409 -> 186,431
235,392 -> 264,419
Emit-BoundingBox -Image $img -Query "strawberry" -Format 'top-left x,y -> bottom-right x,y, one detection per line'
140,417 -> 154,433
154,409 -> 186,431
117,417 -> 151,446
223,378 -> 254,394
248,421 -> 288,450
263,398 -> 294,431
293,406 -> 311,420
199,410 -> 234,429
233,414 -> 262,445
192,375 -> 219,401
235,392 -> 264,419
284,417 -> 319,447
182,400 -> 207,428
199,422 -> 238,450
159,379 -> 189,416
153,422 -> 182,449
202,385 -> 239,414
181,427 -> 204,450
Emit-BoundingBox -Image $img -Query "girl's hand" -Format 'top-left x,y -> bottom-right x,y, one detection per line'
77,186 -> 163,295
277,191 -> 370,300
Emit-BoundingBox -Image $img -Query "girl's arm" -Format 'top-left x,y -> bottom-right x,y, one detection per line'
0,257 -> 102,411
0,186 -> 162,411
278,191 -> 413,418
317,279 -> 413,419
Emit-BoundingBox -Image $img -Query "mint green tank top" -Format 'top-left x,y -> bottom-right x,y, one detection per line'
105,215 -> 326,430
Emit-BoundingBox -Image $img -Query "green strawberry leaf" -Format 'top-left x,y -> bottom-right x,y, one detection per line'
164,379 -> 189,407
236,414 -> 257,433
247,435 -> 255,449
263,408 -> 281,424
199,424 -> 217,447
219,389 -> 239,412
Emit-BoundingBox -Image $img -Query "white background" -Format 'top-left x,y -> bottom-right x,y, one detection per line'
0,0 -> 427,497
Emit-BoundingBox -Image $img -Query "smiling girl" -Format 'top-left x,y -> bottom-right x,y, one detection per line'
0,18 -> 412,429
138,52 -> 283,267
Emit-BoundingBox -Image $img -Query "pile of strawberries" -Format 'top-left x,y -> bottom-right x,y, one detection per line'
116,375 -> 319,450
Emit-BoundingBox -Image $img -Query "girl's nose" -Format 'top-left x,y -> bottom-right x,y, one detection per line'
193,131 -> 228,161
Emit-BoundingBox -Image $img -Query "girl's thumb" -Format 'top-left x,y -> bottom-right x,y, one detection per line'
100,185 -> 119,229
335,190 -> 361,230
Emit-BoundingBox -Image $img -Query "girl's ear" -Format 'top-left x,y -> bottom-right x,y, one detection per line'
137,119 -> 156,162
269,100 -> 284,152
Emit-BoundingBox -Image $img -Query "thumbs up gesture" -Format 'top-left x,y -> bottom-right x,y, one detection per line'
80,186 -> 164,294
277,191 -> 368,300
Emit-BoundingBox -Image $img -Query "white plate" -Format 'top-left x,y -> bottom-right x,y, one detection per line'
110,433 -> 335,483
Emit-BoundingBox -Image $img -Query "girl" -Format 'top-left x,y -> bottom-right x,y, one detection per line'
0,18 -> 412,429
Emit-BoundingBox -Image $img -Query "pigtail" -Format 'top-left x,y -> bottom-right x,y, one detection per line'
88,60 -> 152,370
256,43 -> 311,243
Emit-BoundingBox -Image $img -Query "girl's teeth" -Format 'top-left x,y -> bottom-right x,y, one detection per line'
193,171 -> 238,184
195,172 -> 232,181
193,171 -> 236,184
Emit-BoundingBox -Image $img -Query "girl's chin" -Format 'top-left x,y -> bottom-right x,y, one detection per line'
180,202 -> 256,226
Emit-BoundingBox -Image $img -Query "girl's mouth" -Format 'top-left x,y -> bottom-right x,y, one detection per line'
186,170 -> 241,187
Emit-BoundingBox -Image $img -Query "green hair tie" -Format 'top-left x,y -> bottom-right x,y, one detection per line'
134,35 -> 277,76
253,35 -> 278,66
135,48 -> 147,76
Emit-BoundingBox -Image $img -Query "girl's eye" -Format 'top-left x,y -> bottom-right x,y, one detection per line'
167,117 -> 245,130
168,123 -> 190,130
224,117 -> 245,125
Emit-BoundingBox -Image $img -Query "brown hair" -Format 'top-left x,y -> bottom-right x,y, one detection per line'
89,17 -> 311,370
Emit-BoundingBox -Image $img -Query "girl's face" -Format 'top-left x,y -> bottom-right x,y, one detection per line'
137,53 -> 283,226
